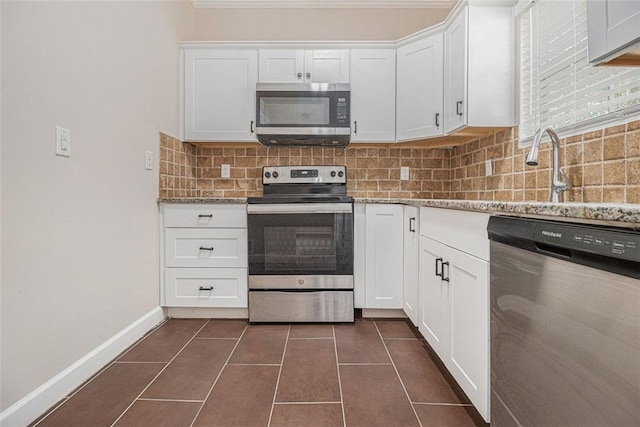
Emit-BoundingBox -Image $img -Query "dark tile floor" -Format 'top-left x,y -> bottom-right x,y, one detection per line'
32,318 -> 485,427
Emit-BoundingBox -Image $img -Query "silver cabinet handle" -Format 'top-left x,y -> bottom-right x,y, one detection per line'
435,113 -> 440,127
354,121 -> 358,134
199,246 -> 214,251
456,101 -> 463,116
199,286 -> 213,291
297,72 -> 302,79
198,214 -> 213,218
409,217 -> 416,232
442,261 -> 450,282
250,120 -> 255,133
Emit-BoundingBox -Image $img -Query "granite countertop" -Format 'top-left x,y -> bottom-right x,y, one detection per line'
158,197 -> 640,228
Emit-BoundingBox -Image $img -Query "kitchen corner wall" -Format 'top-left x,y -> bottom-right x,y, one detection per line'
162,118 -> 640,205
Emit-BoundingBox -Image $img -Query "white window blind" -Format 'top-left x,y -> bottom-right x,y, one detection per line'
519,0 -> 640,142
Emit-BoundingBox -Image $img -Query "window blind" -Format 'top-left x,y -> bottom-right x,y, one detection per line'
519,0 -> 640,143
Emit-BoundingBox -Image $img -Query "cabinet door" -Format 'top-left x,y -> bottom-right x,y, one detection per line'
396,34 -> 444,141
183,49 -> 258,141
365,204 -> 404,309
605,0 -> 640,54
418,236 -> 447,355
350,49 -> 396,142
446,248 -> 489,421
403,206 -> 420,326
304,50 -> 350,83
258,49 -> 305,83
444,8 -> 468,134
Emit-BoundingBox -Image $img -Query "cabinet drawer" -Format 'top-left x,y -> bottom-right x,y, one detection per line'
163,204 -> 247,228
165,268 -> 248,307
165,228 -> 247,268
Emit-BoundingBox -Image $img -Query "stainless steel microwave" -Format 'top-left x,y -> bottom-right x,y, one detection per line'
255,83 -> 350,147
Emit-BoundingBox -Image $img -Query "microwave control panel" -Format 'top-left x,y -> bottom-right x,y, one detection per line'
335,92 -> 350,127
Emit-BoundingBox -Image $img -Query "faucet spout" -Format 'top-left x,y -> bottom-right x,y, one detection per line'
526,126 -> 571,202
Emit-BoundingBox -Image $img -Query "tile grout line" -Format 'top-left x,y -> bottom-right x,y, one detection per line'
273,401 -> 343,405
337,362 -> 393,366
412,402 -> 474,407
32,318 -> 176,427
332,324 -> 347,427
137,398 -> 205,403
374,320 -> 424,427
189,323 -> 249,427
109,320 -> 211,427
267,324 -> 291,427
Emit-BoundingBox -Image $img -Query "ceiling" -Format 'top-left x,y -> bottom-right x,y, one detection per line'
191,0 -> 457,8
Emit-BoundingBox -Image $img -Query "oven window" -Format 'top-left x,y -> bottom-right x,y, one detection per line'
259,97 -> 330,126
248,212 -> 353,276
264,226 -> 336,271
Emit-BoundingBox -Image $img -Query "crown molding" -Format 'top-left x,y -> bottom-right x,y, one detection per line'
191,0 -> 457,8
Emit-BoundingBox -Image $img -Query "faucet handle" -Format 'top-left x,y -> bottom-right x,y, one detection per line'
556,168 -> 572,190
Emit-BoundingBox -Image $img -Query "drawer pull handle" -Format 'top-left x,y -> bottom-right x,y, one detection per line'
409,217 -> 416,232
199,286 -> 214,291
435,258 -> 443,278
198,214 -> 213,218
199,246 -> 214,251
442,261 -> 450,282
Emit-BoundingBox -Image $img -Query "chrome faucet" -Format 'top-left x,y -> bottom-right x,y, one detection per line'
526,126 -> 571,202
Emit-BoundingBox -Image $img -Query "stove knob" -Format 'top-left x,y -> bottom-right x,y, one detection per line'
272,171 -> 279,178
264,171 -> 271,179
338,170 -> 344,178
330,171 -> 336,177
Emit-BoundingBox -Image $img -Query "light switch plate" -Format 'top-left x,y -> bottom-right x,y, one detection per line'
145,151 -> 153,170
56,126 -> 71,157
221,164 -> 231,178
400,166 -> 410,181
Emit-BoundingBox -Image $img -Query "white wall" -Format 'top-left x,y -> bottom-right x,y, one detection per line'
0,0 -> 195,412
194,7 -> 451,40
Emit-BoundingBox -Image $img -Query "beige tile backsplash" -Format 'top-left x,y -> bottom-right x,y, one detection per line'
160,120 -> 640,204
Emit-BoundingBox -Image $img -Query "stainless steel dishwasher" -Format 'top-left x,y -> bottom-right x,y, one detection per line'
487,216 -> 640,426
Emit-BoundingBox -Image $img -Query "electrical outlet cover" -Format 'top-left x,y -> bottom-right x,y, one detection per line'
145,151 -> 153,170
485,159 -> 493,176
221,164 -> 231,178
400,166 -> 410,181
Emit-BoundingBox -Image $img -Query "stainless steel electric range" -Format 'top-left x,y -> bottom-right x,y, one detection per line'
247,165 -> 354,323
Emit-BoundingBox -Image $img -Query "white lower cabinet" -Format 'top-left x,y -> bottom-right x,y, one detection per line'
418,207 -> 490,422
165,268 -> 248,307
161,204 -> 248,308
363,204 -> 404,309
403,206 -> 419,325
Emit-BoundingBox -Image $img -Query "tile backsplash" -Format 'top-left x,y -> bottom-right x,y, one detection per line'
160,120 -> 640,204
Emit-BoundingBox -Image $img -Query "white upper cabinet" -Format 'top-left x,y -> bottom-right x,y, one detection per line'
350,49 -> 396,142
258,49 -> 349,83
588,0 -> 640,64
444,4 -> 515,134
396,33 -> 444,141
183,49 -> 258,142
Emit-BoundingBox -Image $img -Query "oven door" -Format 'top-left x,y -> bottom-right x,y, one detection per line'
247,203 -> 353,281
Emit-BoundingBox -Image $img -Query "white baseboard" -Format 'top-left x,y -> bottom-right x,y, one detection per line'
362,308 -> 407,318
0,306 -> 165,427
167,307 -> 248,319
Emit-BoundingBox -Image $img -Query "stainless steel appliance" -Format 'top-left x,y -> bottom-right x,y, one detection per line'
255,83 -> 350,147
488,216 -> 640,426
247,165 -> 354,323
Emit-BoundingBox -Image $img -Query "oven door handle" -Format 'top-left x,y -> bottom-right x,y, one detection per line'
247,203 -> 353,214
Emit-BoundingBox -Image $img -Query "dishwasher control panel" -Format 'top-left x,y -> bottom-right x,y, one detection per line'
534,222 -> 640,262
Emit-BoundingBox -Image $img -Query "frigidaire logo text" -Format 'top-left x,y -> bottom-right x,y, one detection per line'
541,230 -> 562,238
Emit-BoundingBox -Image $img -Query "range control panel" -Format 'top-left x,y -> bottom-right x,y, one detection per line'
262,165 -> 347,185
534,222 -> 640,262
